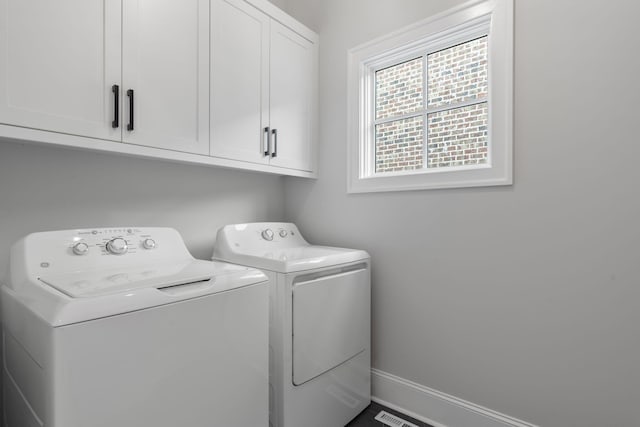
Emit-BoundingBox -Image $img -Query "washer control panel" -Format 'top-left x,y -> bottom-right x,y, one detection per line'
72,241 -> 90,256
106,238 -> 128,255
142,238 -> 156,250
20,227 -> 190,277
68,228 -> 161,257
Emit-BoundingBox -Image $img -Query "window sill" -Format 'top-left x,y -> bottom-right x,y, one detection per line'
347,163 -> 511,193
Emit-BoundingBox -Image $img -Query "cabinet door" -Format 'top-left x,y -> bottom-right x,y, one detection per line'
122,0 -> 209,155
269,21 -> 315,172
210,0 -> 270,164
0,0 -> 121,141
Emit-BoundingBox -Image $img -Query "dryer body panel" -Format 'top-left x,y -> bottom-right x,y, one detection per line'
292,267 -> 369,385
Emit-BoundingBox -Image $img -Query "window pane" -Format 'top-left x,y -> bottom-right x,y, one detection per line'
375,57 -> 423,120
427,36 -> 488,108
427,103 -> 488,169
375,116 -> 424,173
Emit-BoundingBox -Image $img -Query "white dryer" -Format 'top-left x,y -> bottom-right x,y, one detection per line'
213,222 -> 371,427
1,227 -> 269,427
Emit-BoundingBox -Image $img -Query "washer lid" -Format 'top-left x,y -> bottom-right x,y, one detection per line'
9,260 -> 267,327
39,260 -> 223,298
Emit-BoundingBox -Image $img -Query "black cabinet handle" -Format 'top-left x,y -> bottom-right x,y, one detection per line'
271,129 -> 277,158
264,127 -> 270,156
111,85 -> 119,128
127,89 -> 134,131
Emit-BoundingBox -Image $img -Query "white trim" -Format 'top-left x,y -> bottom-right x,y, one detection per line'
372,369 -> 540,427
347,0 -> 514,193
244,0 -> 318,43
373,97 -> 489,128
375,111 -> 422,127
364,18 -> 490,75
424,97 -> 489,116
0,124 -> 316,178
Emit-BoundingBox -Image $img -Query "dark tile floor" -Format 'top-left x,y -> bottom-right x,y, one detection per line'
346,401 -> 433,427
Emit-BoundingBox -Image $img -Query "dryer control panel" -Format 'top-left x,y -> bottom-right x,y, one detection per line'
216,222 -> 308,252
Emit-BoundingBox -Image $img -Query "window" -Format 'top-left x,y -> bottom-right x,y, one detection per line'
348,0 -> 513,193
374,37 -> 488,173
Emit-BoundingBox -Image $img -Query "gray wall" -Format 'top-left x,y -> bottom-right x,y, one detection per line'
0,142 -> 285,278
282,0 -> 640,426
267,0 -> 288,10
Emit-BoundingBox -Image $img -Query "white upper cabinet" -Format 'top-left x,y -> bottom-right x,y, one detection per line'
211,0 -> 317,173
269,21 -> 315,172
122,0 -> 210,155
0,0 -> 121,141
0,0 -> 318,177
210,0 -> 270,164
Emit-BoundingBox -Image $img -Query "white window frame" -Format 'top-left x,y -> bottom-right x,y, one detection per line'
347,0 -> 514,193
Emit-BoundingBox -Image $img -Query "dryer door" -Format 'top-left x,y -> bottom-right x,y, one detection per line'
292,266 -> 369,385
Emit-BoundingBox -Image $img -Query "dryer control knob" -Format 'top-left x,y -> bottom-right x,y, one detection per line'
106,238 -> 128,255
279,229 -> 288,238
261,229 -> 274,241
142,238 -> 156,250
72,242 -> 90,256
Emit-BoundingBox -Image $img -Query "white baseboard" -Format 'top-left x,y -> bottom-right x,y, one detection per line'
371,369 -> 539,427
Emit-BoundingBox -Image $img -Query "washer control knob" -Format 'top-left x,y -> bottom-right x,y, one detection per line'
142,238 -> 156,250
106,238 -> 128,255
72,242 -> 90,256
279,229 -> 288,238
261,229 -> 274,241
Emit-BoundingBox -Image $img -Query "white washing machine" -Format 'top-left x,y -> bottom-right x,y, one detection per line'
1,227 -> 269,427
213,222 -> 371,427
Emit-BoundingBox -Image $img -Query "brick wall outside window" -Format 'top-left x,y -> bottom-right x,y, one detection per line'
374,36 -> 488,173
375,57 -> 423,120
428,37 -> 488,108
427,103 -> 488,168
375,116 -> 423,172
